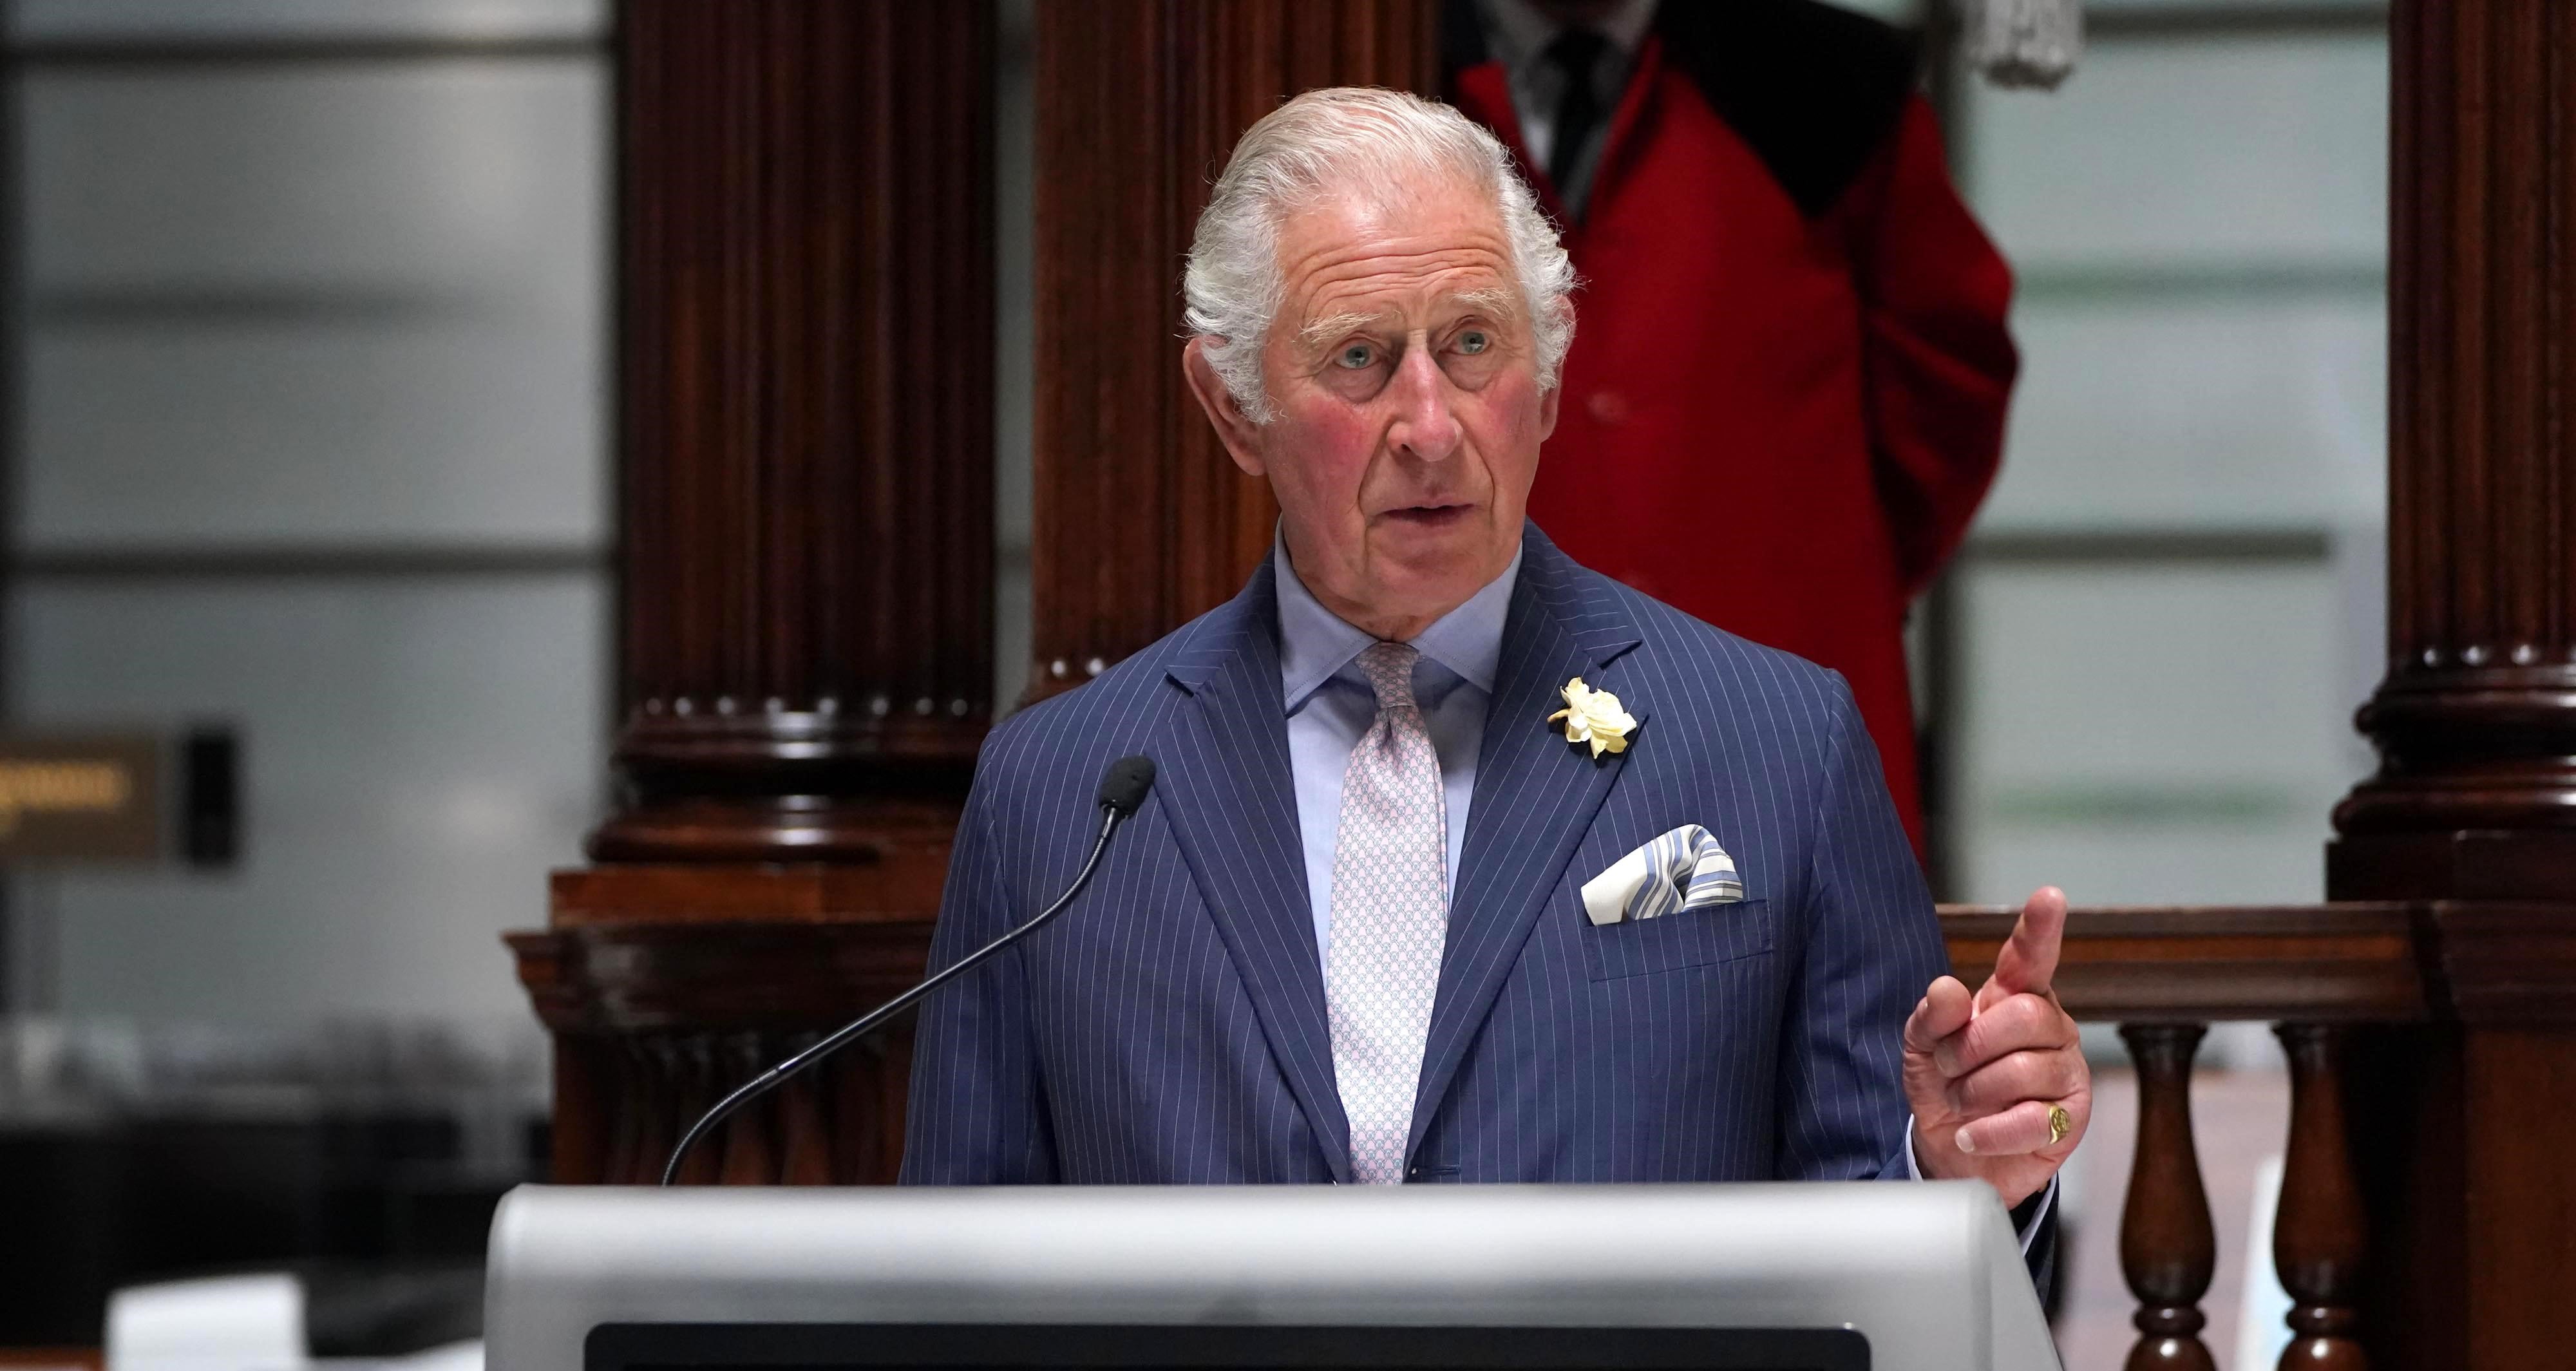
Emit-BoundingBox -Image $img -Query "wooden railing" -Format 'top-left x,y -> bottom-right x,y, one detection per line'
513,892 -> 2576,1365
1943,902 -> 2432,1371
511,893 -> 2513,1369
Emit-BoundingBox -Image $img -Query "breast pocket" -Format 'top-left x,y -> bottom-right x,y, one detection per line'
1582,899 -> 1776,981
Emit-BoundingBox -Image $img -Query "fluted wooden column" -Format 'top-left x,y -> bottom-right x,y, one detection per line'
598,0 -> 995,858
511,0 -> 994,1187
1027,0 -> 1437,701
2329,1 -> 2576,1362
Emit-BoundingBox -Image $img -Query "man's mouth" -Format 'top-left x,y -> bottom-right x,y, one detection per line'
1383,502 -> 1472,529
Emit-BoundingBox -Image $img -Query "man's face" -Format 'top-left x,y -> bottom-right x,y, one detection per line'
1185,176 -> 1558,639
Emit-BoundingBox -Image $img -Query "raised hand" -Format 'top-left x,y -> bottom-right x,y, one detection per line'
1901,885 -> 2089,1207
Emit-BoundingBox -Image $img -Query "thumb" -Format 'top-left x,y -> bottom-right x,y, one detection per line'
1905,974 -> 1973,1055
1985,885 -> 2067,1005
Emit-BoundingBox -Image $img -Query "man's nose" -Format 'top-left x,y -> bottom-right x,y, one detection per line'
1386,345 -> 1463,462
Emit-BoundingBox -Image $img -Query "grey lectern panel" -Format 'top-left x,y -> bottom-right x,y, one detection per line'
483,1183 -> 2060,1371
586,1321 -> 1868,1370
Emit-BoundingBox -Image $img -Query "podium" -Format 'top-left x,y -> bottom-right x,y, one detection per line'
484,1182 -> 2058,1371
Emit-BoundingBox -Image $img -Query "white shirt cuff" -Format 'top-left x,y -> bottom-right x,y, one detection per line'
1906,1116 -> 2057,1256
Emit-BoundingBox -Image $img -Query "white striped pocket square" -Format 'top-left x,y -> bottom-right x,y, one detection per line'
1580,825 -> 1745,926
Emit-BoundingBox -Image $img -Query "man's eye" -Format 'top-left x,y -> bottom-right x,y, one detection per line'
1456,330 -> 1491,355
1335,343 -> 1376,370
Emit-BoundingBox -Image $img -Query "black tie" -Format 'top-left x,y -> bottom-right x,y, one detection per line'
1542,27 -> 1611,202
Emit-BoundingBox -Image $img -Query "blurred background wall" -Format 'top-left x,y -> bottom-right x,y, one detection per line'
1939,0 -> 2385,917
2,0 -> 610,1035
0,0 -> 610,1348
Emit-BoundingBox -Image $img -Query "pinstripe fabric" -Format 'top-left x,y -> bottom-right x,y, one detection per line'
900,525 -> 1947,1192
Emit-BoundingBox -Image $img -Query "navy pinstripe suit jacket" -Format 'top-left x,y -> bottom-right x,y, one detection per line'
901,525 -> 1948,1189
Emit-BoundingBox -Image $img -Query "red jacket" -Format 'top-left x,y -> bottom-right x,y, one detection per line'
1449,4 -> 2017,855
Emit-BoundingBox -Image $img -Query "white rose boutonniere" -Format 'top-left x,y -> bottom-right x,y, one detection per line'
1548,677 -> 1636,759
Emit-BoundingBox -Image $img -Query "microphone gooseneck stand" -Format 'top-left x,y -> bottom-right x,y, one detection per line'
659,755 -> 1155,1187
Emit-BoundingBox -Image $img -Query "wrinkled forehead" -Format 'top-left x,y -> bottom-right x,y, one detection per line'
1271,175 -> 1519,334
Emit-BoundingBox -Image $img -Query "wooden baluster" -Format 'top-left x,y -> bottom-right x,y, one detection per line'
832,1039 -> 893,1185
2274,1025 -> 2368,1370
827,1049 -> 873,1184
598,1039 -> 643,1186
2119,1024 -> 2217,1371
717,1033 -> 777,1185
628,1038 -> 677,1186
875,1032 -> 914,1180
777,1034 -> 835,1186
668,1036 -> 723,1186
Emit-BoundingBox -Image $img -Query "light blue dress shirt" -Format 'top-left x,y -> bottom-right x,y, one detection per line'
1275,537 -> 1522,959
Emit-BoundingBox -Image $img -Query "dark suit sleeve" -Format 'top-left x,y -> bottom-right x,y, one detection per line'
2015,1187 -> 2061,1309
897,777 -> 1060,1184
1773,674 -> 1948,1183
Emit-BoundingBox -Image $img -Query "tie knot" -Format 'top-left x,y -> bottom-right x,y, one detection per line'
1542,26 -> 1610,84
1355,641 -> 1421,712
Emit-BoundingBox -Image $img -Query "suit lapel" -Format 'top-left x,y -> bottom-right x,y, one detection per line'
1409,531 -> 1645,1158
1159,562 -> 1354,1181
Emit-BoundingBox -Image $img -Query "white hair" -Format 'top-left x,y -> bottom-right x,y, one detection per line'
1182,86 -> 1576,424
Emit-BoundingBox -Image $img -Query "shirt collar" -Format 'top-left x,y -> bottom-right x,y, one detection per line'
1273,534 -> 1522,714
1476,0 -> 1658,71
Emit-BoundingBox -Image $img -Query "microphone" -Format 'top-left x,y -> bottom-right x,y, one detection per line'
659,753 -> 1157,1186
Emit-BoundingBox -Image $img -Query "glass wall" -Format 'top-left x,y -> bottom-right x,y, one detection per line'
1942,3 -> 2387,912
0,1 -> 608,1342
1,0 -> 610,1033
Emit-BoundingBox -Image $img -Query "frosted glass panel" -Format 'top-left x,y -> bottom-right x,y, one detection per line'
1962,33 -> 2387,269
11,0 -> 605,43
26,314 -> 604,549
19,62 -> 605,548
1953,563 -> 2364,906
9,575 -> 606,1028
1982,294 -> 2385,529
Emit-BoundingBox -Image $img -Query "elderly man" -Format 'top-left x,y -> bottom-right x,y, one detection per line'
902,88 -> 2085,1278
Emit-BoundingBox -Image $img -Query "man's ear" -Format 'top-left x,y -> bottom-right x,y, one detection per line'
1182,337 -> 1269,477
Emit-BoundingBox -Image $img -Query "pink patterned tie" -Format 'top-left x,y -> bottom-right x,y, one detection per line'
1327,641 -> 1449,1184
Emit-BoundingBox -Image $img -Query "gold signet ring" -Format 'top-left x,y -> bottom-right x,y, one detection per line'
2047,1103 -> 2072,1146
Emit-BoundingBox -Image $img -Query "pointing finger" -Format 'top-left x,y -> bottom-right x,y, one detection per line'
1985,886 -> 2067,1005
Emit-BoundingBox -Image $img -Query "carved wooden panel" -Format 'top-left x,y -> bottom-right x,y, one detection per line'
513,866 -> 941,1186
1025,0 -> 1438,702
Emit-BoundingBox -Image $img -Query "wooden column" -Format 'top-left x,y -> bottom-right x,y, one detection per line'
599,0 -> 995,858
511,0 -> 994,1186
2329,0 -> 2576,1361
1027,0 -> 1437,702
